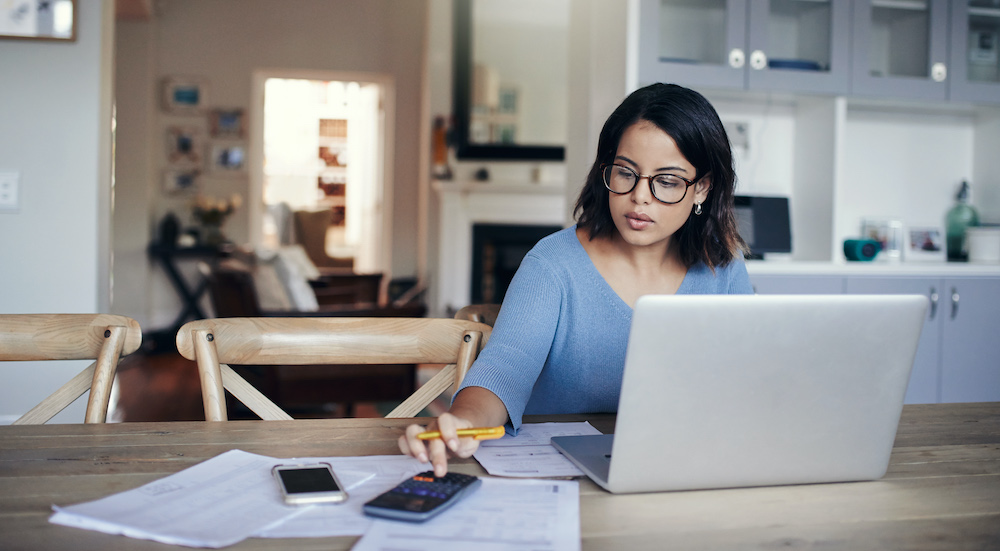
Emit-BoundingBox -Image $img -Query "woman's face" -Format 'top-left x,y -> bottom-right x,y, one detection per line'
608,120 -> 710,251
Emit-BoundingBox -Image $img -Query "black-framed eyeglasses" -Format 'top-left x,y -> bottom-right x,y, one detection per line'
601,163 -> 699,205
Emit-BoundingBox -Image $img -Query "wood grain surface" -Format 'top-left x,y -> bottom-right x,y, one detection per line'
0,405 -> 996,550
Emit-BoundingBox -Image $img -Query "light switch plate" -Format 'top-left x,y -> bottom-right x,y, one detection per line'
724,121 -> 750,150
0,171 -> 20,211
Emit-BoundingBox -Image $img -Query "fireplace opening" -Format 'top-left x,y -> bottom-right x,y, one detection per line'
471,223 -> 563,304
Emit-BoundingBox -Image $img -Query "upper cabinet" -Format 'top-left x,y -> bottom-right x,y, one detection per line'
639,0 -> 1000,105
638,0 -> 851,94
950,0 -> 1000,104
851,0 -> 950,101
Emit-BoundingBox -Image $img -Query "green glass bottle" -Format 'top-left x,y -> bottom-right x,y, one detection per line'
946,181 -> 980,261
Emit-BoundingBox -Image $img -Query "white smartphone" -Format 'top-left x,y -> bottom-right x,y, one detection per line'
272,463 -> 348,505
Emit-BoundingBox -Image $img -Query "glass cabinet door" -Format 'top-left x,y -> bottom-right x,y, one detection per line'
638,0 -> 849,94
638,0 -> 748,90
746,0 -> 851,94
950,0 -> 1000,104
851,0 -> 950,101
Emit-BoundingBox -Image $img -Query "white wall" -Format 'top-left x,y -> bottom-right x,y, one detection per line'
0,0 -> 115,423
112,0 -> 428,331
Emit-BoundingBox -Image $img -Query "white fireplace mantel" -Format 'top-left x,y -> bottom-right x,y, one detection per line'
434,180 -> 567,316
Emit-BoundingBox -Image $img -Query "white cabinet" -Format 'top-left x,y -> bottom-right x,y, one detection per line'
638,0 -> 851,94
844,275 -> 1000,403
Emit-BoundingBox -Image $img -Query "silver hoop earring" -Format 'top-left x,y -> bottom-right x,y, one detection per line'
694,202 -> 703,216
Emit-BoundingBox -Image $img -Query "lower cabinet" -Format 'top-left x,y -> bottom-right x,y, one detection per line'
749,272 -> 1000,404
846,276 -> 1000,404
843,277 -> 941,404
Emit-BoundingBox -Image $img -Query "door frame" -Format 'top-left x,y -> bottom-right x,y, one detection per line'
249,68 -> 395,273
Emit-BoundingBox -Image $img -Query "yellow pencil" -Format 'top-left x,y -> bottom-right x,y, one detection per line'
416,426 -> 505,441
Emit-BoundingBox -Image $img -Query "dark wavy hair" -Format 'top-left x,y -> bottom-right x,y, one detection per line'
574,83 -> 747,269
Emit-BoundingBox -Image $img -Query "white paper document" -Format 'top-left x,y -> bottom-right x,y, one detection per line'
255,456 -> 426,538
352,477 -> 581,551
49,449 -> 428,548
473,422 -> 603,478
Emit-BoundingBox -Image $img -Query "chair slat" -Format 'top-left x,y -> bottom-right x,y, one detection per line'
176,317 -> 491,421
1,314 -> 142,425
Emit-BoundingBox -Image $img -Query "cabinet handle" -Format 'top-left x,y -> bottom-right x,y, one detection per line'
750,50 -> 767,71
950,287 -> 959,320
729,48 -> 745,69
928,287 -> 938,320
931,62 -> 947,82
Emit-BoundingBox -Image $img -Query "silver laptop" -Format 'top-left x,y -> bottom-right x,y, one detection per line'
551,294 -> 928,494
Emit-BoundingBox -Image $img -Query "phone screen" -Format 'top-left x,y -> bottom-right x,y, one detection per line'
278,467 -> 341,494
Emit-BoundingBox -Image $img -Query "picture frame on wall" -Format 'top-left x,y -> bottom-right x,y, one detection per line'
209,141 -> 247,174
0,0 -> 76,41
162,76 -> 209,114
162,169 -> 200,195
861,218 -> 904,262
905,226 -> 946,262
166,126 -> 204,167
210,108 -> 245,138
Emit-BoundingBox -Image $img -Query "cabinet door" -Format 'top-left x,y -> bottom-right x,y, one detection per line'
749,274 -> 845,295
845,276 -> 942,404
940,277 -> 1000,402
949,1 -> 1000,104
746,0 -> 851,94
638,0 -> 748,90
850,0 -> 950,101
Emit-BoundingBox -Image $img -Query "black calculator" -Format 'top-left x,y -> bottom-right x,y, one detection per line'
362,471 -> 482,522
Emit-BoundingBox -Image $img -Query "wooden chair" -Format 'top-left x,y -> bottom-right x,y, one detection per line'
199,260 -> 428,416
175,317 -> 491,421
0,314 -> 143,424
454,304 -> 501,327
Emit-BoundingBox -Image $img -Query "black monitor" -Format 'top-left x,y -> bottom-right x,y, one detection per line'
733,195 -> 792,259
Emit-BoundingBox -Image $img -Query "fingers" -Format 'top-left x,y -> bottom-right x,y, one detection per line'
397,414 -> 481,478
399,422 -> 450,476
435,413 -> 463,453
399,424 -> 429,463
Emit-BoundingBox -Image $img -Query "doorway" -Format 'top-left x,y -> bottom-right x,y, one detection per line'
250,70 -> 392,273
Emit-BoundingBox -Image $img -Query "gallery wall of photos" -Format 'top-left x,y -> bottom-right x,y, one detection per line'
161,76 -> 247,195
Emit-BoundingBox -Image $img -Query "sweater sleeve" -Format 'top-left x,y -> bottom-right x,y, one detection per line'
455,251 -> 564,431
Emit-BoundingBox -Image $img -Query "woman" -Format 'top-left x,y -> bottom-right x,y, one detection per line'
401,83 -> 753,476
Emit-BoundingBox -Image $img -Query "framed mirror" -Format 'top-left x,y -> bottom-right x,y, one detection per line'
452,0 -> 567,161
0,0 -> 76,41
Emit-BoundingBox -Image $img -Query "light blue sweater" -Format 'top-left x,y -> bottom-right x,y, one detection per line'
456,225 -> 754,432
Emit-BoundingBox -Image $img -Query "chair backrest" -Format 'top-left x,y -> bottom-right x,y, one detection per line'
0,314 -> 143,424
454,304 -> 501,327
175,317 -> 492,421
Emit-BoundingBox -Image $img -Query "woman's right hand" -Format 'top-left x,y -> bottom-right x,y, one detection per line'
398,412 -> 479,477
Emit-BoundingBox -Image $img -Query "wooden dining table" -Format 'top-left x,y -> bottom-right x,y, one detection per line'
1,402 -> 998,550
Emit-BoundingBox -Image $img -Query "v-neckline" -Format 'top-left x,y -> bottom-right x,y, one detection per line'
569,226 -> 691,311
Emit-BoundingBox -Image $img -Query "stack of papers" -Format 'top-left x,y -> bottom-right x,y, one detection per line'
49,422 -> 592,549
473,422 -> 602,477
50,450 -> 424,548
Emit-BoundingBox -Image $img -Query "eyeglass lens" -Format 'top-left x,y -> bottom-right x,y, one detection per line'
603,164 -> 691,204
